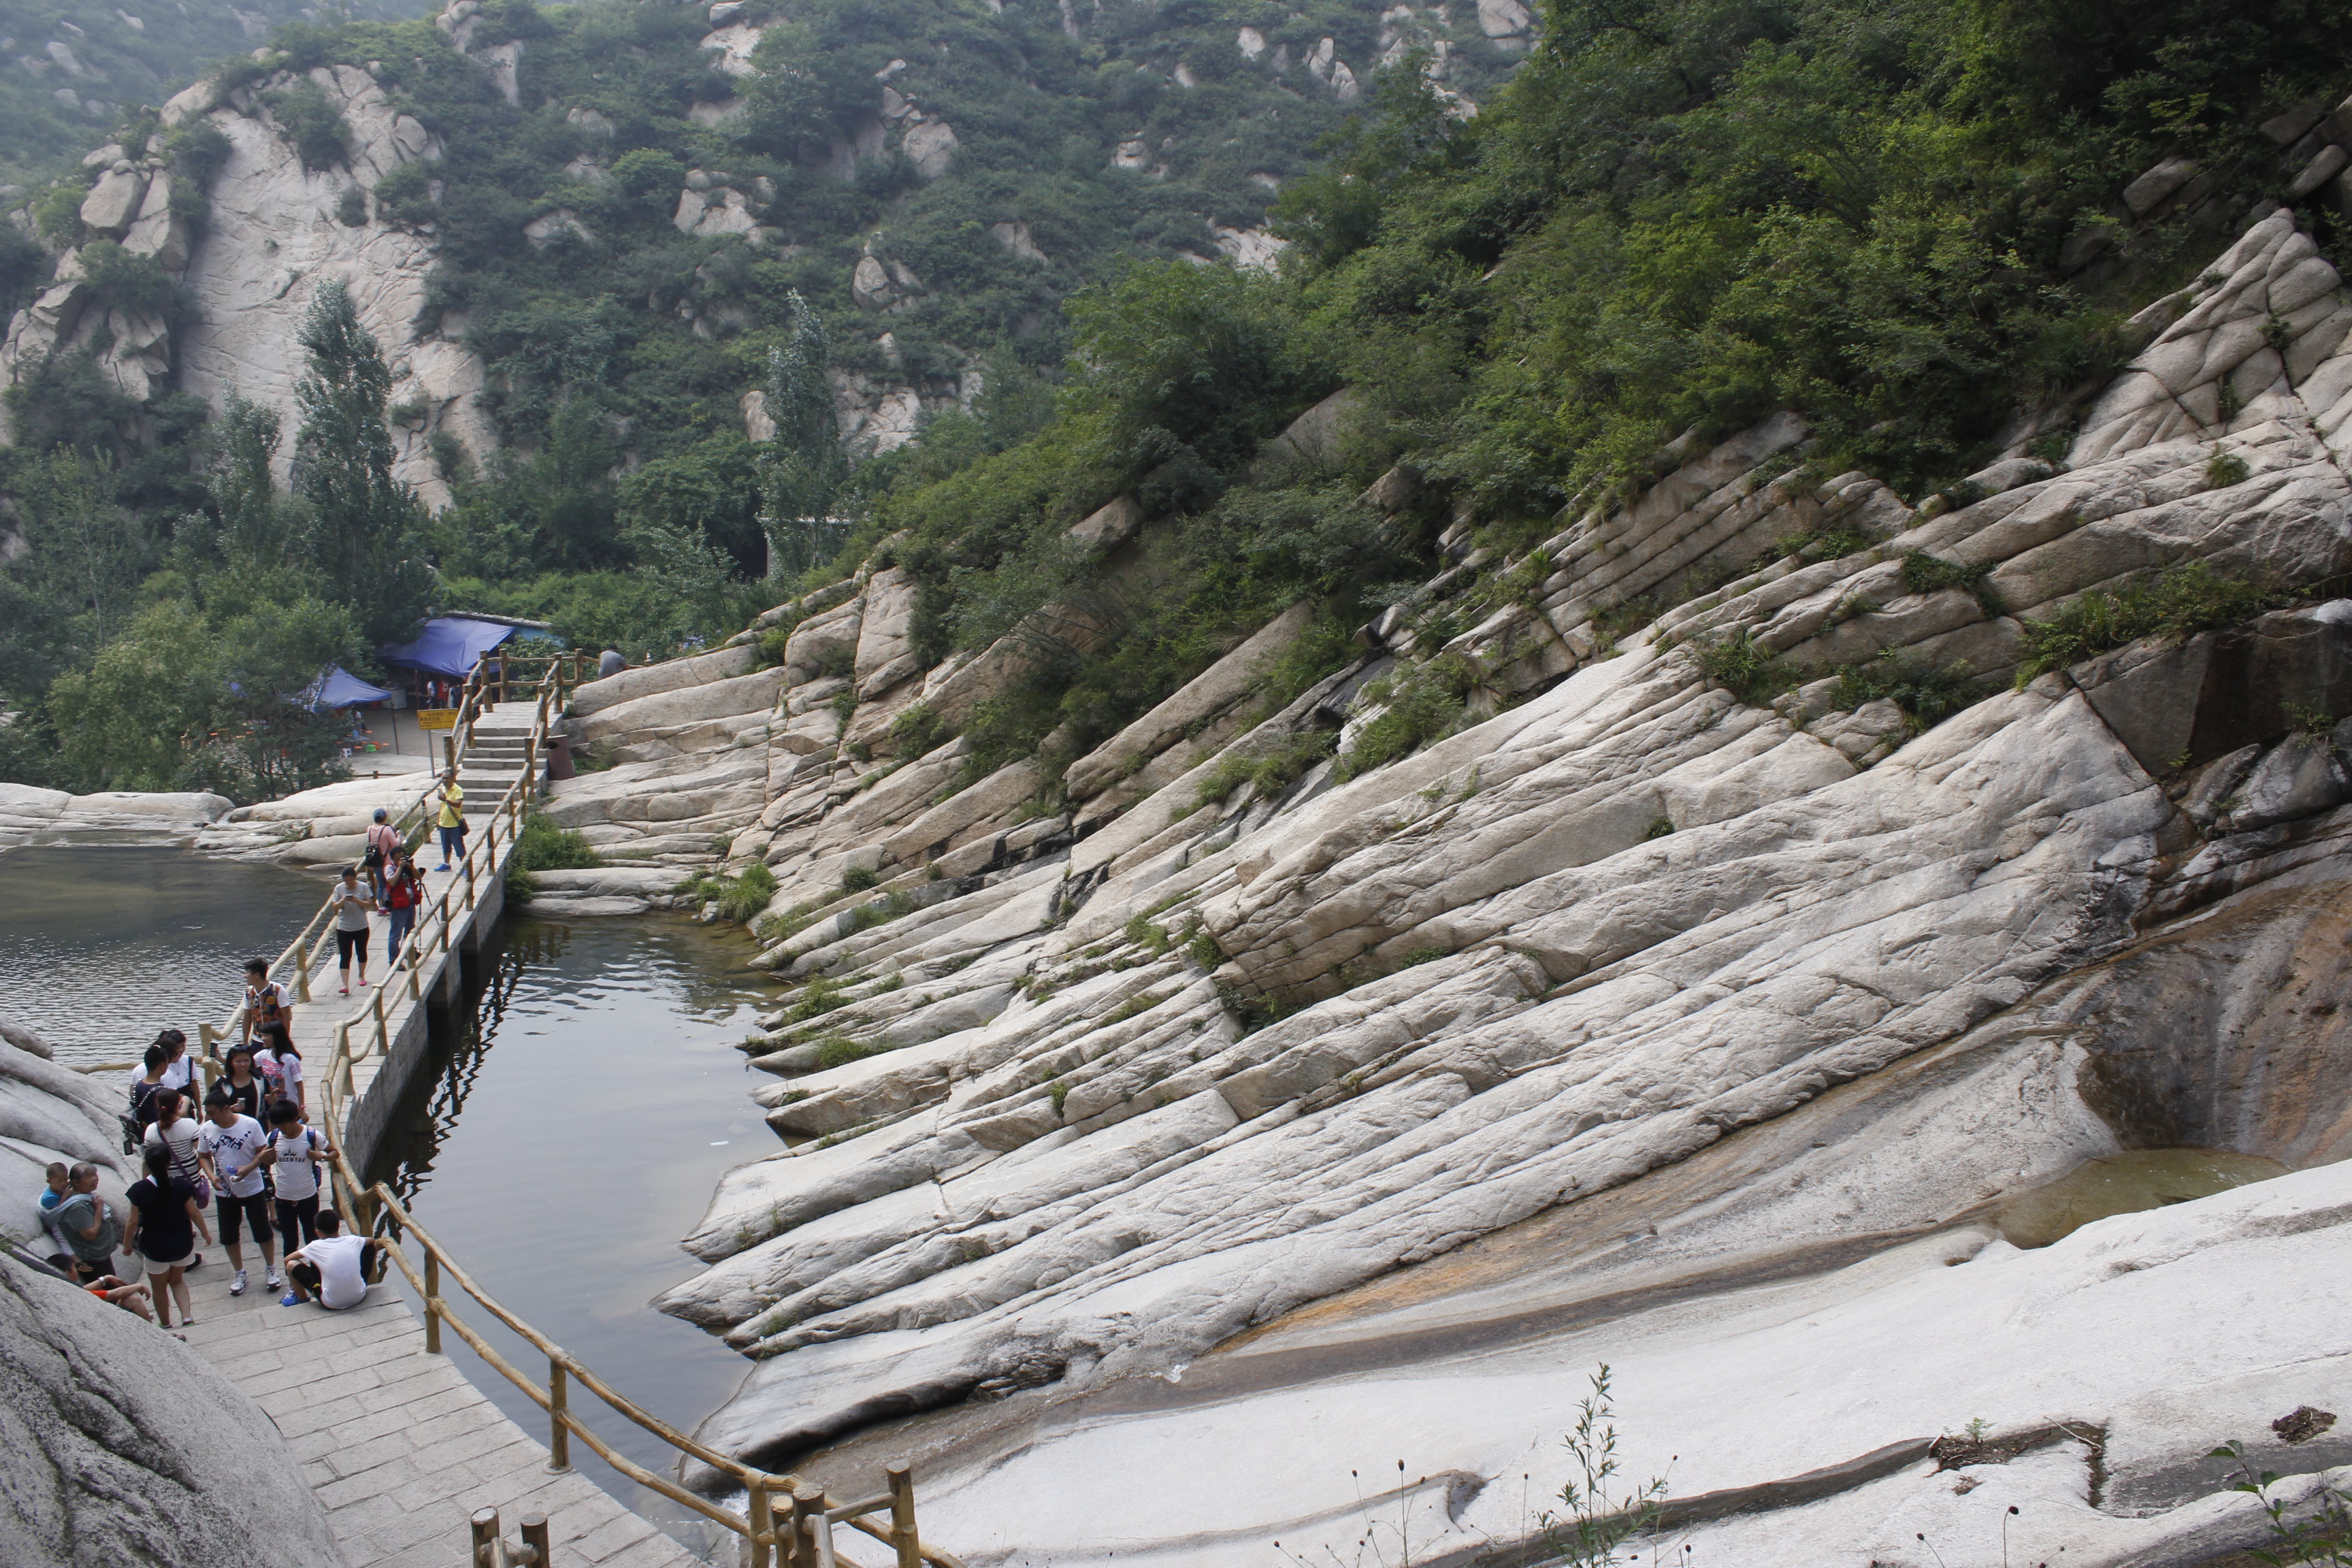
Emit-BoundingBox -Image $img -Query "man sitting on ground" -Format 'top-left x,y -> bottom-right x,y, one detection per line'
281,1210 -> 384,1310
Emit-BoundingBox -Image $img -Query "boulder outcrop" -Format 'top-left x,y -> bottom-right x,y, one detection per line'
0,1252 -> 347,1568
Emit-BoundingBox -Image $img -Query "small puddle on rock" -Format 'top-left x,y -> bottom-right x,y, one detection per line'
1998,1149 -> 2288,1248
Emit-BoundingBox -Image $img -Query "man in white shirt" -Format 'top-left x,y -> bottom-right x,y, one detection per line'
282,1210 -> 384,1310
198,1090 -> 281,1298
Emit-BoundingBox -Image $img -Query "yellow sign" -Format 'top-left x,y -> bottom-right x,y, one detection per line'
418,708 -> 459,731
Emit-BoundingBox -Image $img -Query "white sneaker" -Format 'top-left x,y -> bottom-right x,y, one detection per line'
266,1267 -> 284,1289
231,1269 -> 248,1296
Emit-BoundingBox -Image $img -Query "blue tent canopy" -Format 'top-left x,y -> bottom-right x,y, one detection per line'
376,617 -> 522,679
304,665 -> 396,709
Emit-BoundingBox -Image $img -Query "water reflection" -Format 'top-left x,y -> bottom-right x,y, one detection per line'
372,913 -> 781,1561
0,843 -> 316,1066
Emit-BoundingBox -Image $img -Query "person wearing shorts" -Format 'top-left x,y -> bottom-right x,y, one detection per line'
199,1089 -> 280,1298
330,865 -> 373,994
283,1209 -> 383,1310
126,1145 -> 212,1330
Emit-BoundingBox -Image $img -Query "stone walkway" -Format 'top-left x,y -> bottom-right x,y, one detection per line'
174,1211 -> 710,1567
173,708 -> 714,1568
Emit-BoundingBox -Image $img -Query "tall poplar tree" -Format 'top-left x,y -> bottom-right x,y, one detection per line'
291,280 -> 431,643
760,291 -> 848,580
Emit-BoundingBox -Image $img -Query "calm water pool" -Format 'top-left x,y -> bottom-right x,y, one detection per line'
371,912 -> 783,1559
0,843 -> 318,1066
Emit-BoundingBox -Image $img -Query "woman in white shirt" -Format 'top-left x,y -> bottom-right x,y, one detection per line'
330,865 -> 373,995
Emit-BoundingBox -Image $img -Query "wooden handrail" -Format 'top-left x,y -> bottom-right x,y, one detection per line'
364,1186 -> 964,1568
244,654 -> 962,1568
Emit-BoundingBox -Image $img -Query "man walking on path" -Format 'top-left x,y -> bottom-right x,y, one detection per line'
283,1210 -> 382,1310
239,958 -> 294,1051
436,768 -> 466,872
199,1090 -> 282,1298
330,866 -> 373,995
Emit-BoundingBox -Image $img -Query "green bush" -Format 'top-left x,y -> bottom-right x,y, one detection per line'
839,864 -> 879,894
691,859 -> 778,924
1898,551 -> 2002,614
336,186 -> 368,227
1827,652 -> 1985,734
262,82 -> 350,172
513,811 -> 600,872
2206,448 -> 2251,489
2014,564 -> 2283,685
1692,628 -> 1799,707
1336,657 -> 1477,780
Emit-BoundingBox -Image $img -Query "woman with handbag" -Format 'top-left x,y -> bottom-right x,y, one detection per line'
363,807 -> 401,899
140,1093 -> 209,1273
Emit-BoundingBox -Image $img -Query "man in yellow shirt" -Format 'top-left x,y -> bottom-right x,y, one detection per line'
434,768 -> 466,871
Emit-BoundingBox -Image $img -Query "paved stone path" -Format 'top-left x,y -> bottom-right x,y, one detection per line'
176,1258 -> 708,1567
174,706 -> 714,1568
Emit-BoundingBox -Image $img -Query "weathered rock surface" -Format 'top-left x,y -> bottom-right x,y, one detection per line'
500,208 -> 2352,1565
0,1252 -> 347,1568
0,1018 -> 133,1241
0,783 -> 232,845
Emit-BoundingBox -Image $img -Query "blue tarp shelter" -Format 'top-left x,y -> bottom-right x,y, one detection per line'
304,666 -> 397,709
376,617 -> 523,679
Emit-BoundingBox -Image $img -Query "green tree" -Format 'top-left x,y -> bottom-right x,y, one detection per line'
760,291 -> 850,580
291,280 -> 431,644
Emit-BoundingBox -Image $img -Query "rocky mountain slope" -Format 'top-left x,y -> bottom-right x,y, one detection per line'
518,194 -> 2352,1565
0,0 -> 1531,514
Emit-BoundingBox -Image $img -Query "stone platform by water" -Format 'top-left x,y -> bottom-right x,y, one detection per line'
175,1260 -> 704,1568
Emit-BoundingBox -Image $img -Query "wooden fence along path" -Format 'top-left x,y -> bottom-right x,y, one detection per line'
157,652 -> 961,1568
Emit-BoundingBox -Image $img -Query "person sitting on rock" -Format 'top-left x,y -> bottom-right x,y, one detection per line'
83,1272 -> 154,1322
50,1163 -> 121,1282
281,1209 -> 384,1311
35,1161 -> 73,1269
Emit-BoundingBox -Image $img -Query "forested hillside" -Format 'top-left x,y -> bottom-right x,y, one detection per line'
0,0 -> 1527,797
0,0 -> 429,188
4,0 -> 2350,807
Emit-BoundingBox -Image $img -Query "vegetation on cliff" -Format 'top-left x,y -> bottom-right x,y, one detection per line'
5,0 -> 2352,799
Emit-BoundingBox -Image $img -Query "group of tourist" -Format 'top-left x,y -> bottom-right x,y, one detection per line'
24,766 -> 480,1326
31,958 -> 381,1330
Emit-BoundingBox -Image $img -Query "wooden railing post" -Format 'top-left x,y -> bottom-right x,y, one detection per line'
519,1514 -> 550,1567
888,1465 -> 920,1568
788,1484 -> 825,1568
370,989 -> 387,1056
748,1477 -> 776,1568
470,1508 -> 500,1568
547,1358 -> 571,1472
423,1250 -> 442,1354
296,943 -> 312,1002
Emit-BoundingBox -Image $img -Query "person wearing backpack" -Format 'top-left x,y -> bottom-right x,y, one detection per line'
261,1099 -> 332,1257
126,1043 -> 172,1132
380,848 -> 422,964
362,806 -> 401,899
